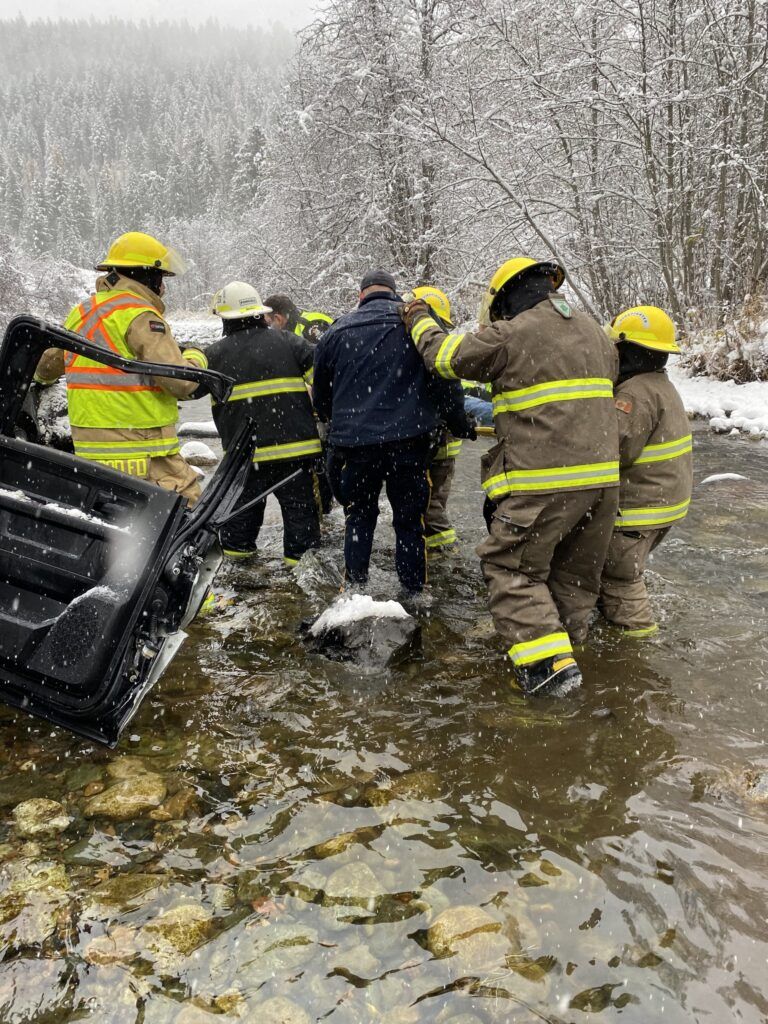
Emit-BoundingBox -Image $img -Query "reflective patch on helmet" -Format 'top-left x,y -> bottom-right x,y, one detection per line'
615,398 -> 633,414
148,320 -> 167,333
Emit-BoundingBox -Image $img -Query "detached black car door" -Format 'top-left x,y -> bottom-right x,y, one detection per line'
0,315 -> 251,745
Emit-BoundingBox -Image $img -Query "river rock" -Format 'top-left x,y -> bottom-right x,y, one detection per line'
0,858 -> 70,948
301,595 -> 420,667
323,862 -> 383,907
245,996 -> 310,1024
84,773 -> 167,820
12,798 -> 71,839
84,924 -> 138,965
140,903 -> 215,963
427,904 -> 513,971
85,872 -> 167,914
180,440 -> 219,467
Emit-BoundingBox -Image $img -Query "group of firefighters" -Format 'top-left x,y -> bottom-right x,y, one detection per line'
33,230 -> 693,698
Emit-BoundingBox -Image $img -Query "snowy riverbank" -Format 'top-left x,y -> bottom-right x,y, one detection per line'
669,363 -> 768,441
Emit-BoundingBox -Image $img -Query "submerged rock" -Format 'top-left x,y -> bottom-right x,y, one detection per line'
138,903 -> 215,974
302,594 -> 420,667
427,904 -> 516,972
245,996 -> 310,1024
84,872 -> 167,914
83,924 -> 139,965
84,773 -> 167,821
12,798 -> 71,839
323,862 -> 384,907
0,858 -> 71,949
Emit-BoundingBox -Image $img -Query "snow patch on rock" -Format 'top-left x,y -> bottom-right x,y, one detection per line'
310,595 -> 410,636
180,440 -> 218,466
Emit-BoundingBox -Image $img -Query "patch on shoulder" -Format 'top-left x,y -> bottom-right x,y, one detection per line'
548,293 -> 572,319
615,397 -> 633,414
148,320 -> 167,334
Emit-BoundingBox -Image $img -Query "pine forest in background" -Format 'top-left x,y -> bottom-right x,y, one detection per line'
1,2 -> 768,380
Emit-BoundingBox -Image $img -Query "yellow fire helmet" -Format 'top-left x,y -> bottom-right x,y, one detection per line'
413,285 -> 454,327
604,306 -> 680,353
478,257 -> 565,326
211,281 -> 272,320
96,231 -> 188,276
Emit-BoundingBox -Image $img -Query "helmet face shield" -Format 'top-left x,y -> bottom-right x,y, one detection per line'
161,246 -> 188,277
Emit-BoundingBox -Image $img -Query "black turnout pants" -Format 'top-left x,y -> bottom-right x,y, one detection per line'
220,458 -> 321,564
335,435 -> 432,593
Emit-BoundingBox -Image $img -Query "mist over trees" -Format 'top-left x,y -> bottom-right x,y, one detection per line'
1,3 -> 768,379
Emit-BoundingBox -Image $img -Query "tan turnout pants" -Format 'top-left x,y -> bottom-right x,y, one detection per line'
478,488 -> 619,662
599,528 -> 669,630
425,458 -> 457,551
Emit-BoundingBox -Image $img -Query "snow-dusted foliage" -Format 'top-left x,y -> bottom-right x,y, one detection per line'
2,5 -> 768,378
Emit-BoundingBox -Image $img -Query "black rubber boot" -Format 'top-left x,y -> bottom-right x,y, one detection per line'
514,655 -> 583,697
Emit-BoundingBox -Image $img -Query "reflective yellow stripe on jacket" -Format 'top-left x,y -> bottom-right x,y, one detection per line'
615,498 -> 690,529
633,434 -> 692,464
253,438 -> 322,463
509,631 -> 573,666
74,436 -> 180,460
228,377 -> 308,403
484,461 -> 620,500
411,318 -> 465,380
493,378 -> 613,415
434,440 -> 463,460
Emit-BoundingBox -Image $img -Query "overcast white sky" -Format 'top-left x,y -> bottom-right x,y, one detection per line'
5,0 -> 317,28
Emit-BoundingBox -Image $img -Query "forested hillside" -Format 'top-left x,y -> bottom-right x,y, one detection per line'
2,3 -> 768,379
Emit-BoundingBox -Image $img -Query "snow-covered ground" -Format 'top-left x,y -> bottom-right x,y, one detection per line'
669,362 -> 768,440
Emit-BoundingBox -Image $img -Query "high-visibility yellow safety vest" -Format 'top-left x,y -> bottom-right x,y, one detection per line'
64,290 -> 179,438
294,310 -> 332,336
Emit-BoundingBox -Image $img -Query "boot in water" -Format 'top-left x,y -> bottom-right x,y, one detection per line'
514,655 -> 583,697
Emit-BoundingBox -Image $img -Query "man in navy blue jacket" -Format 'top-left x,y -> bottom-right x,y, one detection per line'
313,269 -> 472,595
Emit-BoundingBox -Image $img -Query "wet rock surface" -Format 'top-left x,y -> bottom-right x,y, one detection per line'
83,772 -> 167,820
11,797 -> 71,838
302,595 -> 421,667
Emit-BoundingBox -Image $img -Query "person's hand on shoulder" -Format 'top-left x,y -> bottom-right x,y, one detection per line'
399,298 -> 432,334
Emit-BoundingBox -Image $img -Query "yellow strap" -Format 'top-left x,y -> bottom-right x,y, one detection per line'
509,631 -> 573,666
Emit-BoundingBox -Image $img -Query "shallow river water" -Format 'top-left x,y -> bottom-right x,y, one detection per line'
0,425 -> 767,1024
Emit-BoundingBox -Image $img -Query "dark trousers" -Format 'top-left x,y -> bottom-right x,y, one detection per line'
220,458 -> 321,563
335,436 -> 431,593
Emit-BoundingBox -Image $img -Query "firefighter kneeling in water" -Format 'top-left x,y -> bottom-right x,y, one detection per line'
599,307 -> 693,635
35,231 -> 203,503
402,257 -> 620,696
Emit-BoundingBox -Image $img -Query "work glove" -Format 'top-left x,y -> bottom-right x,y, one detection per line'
399,298 -> 432,335
445,407 -> 477,441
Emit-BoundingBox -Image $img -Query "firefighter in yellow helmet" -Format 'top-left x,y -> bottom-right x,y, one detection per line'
401,257 -> 620,696
35,232 -> 205,504
412,286 -> 468,556
598,306 -> 692,635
